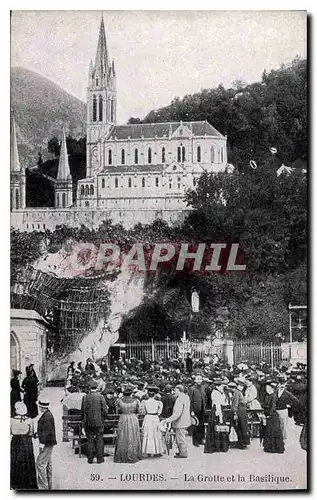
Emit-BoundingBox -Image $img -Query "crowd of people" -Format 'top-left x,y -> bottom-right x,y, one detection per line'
62,354 -> 307,463
10,354 -> 307,490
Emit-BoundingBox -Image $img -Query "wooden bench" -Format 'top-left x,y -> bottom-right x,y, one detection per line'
62,413 -> 147,458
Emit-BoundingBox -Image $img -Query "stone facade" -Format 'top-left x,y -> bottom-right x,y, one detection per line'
10,15 -> 230,233
10,309 -> 47,386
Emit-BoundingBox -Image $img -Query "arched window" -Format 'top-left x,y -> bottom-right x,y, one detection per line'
210,146 -> 215,163
193,177 -> 197,187
197,146 -> 201,163
221,147 -> 224,163
148,148 -> 152,164
92,95 -> 97,122
85,185 -> 89,196
182,146 -> 186,163
169,179 -> 172,189
155,177 -> 159,187
80,185 -> 84,196
134,149 -> 139,164
56,193 -> 59,207
128,178 -> 132,188
115,177 -> 118,188
62,193 -> 66,208
177,146 -> 181,163
177,177 -> 181,189
96,77 -> 99,87
142,177 -> 145,188
162,147 -> 166,163
15,189 -> 19,209
85,201 -> 89,207
110,98 -> 114,122
108,149 -> 112,165
121,149 -> 125,165
99,95 -> 103,122
102,178 -> 105,189
90,185 -> 94,196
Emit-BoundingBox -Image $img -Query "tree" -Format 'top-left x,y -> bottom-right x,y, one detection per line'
48,136 -> 60,159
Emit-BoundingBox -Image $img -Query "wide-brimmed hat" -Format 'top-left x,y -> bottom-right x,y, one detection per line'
15,402 -> 27,416
190,415 -> 199,426
122,383 -> 136,395
38,397 -> 50,408
147,386 -> 159,394
227,382 -> 237,389
159,421 -> 170,433
265,379 -> 278,387
213,378 -> 224,386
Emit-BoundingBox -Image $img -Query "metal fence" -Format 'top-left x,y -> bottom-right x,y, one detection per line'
233,340 -> 283,367
123,339 -> 284,367
124,339 -> 224,362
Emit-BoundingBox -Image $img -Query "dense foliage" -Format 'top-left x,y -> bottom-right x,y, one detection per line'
129,58 -> 307,169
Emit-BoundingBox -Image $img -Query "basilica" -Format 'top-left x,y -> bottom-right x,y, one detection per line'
11,15 -> 229,232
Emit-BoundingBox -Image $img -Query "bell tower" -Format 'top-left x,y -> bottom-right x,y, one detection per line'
86,13 -> 117,177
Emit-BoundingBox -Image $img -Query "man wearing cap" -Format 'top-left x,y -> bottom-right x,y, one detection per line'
36,397 -> 57,490
161,384 -> 191,458
81,380 -> 108,463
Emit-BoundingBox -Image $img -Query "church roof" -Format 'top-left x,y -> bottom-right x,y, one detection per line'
106,121 -> 224,140
99,164 -> 164,174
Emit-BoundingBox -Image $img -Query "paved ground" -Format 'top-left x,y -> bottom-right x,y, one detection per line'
40,388 -> 307,491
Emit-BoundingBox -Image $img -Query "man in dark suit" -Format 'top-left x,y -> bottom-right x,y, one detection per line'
36,397 -> 57,490
188,374 -> 208,447
81,380 -> 108,463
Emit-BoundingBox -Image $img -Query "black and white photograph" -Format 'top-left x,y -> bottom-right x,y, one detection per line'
10,10 -> 307,491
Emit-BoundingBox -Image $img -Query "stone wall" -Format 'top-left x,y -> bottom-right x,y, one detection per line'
11,206 -> 191,232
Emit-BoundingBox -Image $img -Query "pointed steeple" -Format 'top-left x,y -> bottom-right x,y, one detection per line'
11,113 -> 21,173
57,127 -> 71,180
94,13 -> 109,80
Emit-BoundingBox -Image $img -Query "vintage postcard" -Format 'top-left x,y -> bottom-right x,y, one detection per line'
10,10 -> 307,491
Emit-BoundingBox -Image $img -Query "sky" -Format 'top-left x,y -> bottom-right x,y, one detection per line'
11,10 -> 307,124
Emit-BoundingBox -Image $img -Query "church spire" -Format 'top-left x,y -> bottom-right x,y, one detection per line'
57,127 -> 71,180
94,12 -> 109,80
11,113 -> 21,173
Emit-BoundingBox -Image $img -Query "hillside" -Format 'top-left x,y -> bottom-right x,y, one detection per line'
11,67 -> 86,166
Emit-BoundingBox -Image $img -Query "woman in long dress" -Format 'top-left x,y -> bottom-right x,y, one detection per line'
141,387 -> 166,457
204,381 -> 229,453
114,384 -> 142,463
263,382 -> 284,454
22,367 -> 38,418
10,402 -> 38,490
11,370 -> 22,417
